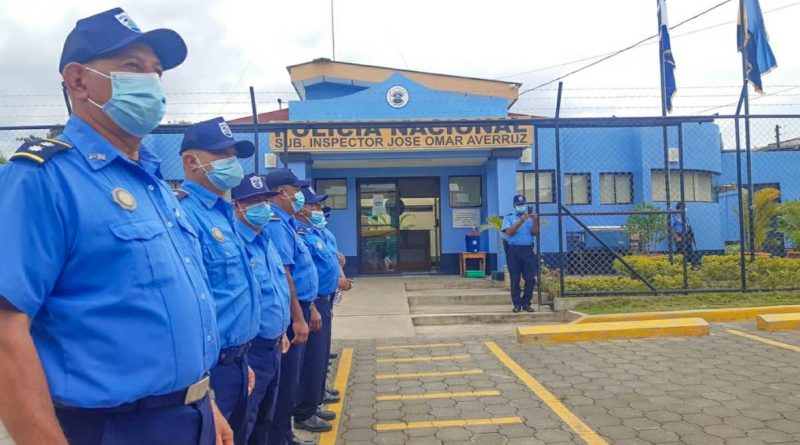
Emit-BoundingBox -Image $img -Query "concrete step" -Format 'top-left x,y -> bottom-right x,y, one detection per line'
411,304 -> 516,314
405,278 -> 503,292
411,308 -> 558,326
407,289 -> 513,306
415,322 -> 560,337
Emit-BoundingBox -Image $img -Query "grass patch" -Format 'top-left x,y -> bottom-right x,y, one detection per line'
573,291 -> 800,315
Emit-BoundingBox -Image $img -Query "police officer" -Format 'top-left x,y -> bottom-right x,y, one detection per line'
502,195 -> 540,312
230,174 -> 293,445
670,201 -> 700,269
292,187 -> 343,433
0,8 -> 230,445
263,169 -> 316,445
178,117 -> 262,444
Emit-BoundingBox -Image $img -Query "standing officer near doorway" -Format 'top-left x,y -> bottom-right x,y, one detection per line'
0,8 -> 230,445
178,117 -> 262,444
502,195 -> 540,312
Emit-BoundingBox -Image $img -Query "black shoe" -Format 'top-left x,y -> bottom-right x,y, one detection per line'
316,407 -> 336,421
522,305 -> 535,313
329,352 -> 339,359
289,434 -> 316,445
323,393 -> 340,404
326,387 -> 340,397
294,415 -> 333,433
512,306 -> 521,313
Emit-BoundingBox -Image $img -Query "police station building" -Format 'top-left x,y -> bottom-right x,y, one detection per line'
150,59 -> 800,277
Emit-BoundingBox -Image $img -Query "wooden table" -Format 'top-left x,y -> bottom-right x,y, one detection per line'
459,252 -> 487,276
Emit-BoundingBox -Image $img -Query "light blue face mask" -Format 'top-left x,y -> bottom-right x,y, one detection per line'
243,202 -> 273,227
197,156 -> 244,191
292,191 -> 305,212
308,210 -> 327,228
85,67 -> 166,137
515,205 -> 527,214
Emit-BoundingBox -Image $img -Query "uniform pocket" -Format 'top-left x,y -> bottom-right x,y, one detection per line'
109,220 -> 175,288
203,241 -> 241,285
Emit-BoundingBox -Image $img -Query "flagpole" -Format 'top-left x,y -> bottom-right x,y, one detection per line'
740,0 -> 756,260
658,0 -> 674,262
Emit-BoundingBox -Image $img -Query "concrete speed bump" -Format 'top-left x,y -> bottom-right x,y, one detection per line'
572,305 -> 800,324
517,318 -> 709,344
756,313 -> 800,331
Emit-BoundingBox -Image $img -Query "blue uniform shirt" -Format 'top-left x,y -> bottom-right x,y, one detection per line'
263,206 -> 319,302
298,222 -> 340,296
670,215 -> 686,234
502,212 -> 537,246
180,180 -> 260,349
235,220 -> 291,340
0,116 -> 219,408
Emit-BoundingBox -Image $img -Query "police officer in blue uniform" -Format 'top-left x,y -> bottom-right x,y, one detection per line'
670,201 -> 700,268
502,195 -> 540,313
0,8 -> 231,445
292,187 -> 343,433
230,174 -> 293,445
178,117 -> 262,444
263,169 -> 316,445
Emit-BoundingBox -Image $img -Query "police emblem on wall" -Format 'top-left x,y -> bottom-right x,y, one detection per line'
386,86 -> 409,109
218,122 -> 233,138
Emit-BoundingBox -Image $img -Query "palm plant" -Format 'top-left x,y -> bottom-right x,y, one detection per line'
735,187 -> 781,251
777,200 -> 800,248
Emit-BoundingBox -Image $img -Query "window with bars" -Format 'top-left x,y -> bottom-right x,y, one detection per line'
600,173 -> 633,204
516,171 -> 554,204
564,173 -> 591,205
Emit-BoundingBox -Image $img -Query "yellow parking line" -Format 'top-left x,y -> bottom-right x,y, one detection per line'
485,342 -> 610,445
376,416 -> 522,432
376,342 -> 461,350
375,369 -> 483,380
377,354 -> 470,363
727,329 -> 800,352
376,390 -> 501,401
319,348 -> 353,445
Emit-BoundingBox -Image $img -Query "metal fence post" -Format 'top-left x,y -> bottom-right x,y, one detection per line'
554,82 -> 565,298
677,123 -> 688,292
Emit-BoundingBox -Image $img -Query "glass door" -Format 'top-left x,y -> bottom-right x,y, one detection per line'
358,181 -> 399,274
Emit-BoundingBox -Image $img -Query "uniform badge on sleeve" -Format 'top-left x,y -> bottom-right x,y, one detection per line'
112,188 -> 137,211
211,227 -> 225,242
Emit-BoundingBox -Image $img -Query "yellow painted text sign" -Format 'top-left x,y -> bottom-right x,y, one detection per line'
270,123 -> 533,151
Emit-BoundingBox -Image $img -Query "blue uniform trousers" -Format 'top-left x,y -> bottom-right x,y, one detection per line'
245,336 -> 283,445
210,343 -> 251,445
295,295 -> 333,421
319,294 -> 334,402
507,245 -> 537,308
267,301 -> 311,445
56,394 -> 215,445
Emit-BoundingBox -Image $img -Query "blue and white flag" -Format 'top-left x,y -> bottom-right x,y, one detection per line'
658,0 -> 676,113
738,0 -> 777,93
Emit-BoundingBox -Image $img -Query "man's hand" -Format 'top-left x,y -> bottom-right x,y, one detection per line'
211,399 -> 234,445
338,277 -> 353,291
247,366 -> 255,395
291,319 -> 309,345
281,334 -> 291,354
309,304 -> 322,332
520,213 -> 531,221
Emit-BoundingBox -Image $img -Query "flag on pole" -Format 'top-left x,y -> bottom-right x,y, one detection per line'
658,0 -> 676,113
738,0 -> 777,93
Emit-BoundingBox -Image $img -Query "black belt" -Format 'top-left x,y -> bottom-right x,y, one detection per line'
55,375 -> 210,414
218,342 -> 251,365
509,244 -> 534,248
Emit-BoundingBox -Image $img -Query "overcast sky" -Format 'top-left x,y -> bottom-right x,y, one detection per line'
1,0 -> 798,131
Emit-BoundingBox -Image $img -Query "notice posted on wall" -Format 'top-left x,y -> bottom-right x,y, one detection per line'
452,208 -> 481,228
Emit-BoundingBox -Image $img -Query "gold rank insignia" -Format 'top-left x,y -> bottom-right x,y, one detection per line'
111,188 -> 137,211
212,227 -> 225,242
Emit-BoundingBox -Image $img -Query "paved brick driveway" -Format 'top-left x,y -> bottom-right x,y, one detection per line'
328,322 -> 800,445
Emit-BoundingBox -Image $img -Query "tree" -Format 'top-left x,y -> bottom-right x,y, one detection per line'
625,203 -> 668,253
17,127 -> 63,144
736,187 -> 781,252
777,200 -> 800,249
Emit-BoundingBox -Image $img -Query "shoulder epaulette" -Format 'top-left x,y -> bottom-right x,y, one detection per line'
269,215 -> 281,222
173,188 -> 189,200
10,138 -> 72,164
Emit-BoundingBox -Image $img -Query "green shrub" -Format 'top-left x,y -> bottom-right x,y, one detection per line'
564,276 -> 648,292
612,255 -> 683,280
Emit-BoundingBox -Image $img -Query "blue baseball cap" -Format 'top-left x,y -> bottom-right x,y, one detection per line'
265,169 -> 303,190
513,194 -> 527,205
232,174 -> 278,201
301,186 -> 328,205
180,117 -> 255,158
60,7 -> 187,73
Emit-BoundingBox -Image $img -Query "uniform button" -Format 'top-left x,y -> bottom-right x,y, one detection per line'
166,221 -> 174,228
200,293 -> 207,300
206,335 -> 212,342
148,185 -> 155,192
184,257 -> 191,264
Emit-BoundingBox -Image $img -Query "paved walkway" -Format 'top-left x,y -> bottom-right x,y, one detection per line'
327,322 -> 800,444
